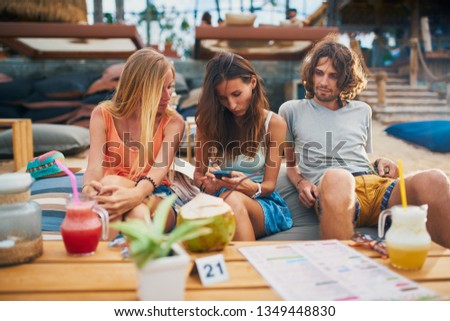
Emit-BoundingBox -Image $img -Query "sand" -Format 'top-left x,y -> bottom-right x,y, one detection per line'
371,120 -> 450,177
1,120 -> 449,177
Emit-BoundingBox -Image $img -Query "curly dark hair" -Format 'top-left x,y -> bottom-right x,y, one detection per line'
301,35 -> 367,105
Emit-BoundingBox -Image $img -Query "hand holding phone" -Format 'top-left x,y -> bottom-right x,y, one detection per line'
212,170 -> 232,179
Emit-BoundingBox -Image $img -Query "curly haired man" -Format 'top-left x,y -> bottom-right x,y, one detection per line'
279,36 -> 450,248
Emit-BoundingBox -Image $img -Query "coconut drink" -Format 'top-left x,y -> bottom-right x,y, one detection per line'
177,193 -> 236,252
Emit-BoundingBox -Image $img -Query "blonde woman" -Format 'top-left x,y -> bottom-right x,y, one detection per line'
82,48 -> 185,230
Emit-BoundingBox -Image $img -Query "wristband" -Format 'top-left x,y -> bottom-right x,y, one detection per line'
373,159 -> 380,170
251,183 -> 262,199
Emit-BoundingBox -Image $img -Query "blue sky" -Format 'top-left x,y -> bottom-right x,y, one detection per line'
85,1 -> 376,50
87,1 -> 324,25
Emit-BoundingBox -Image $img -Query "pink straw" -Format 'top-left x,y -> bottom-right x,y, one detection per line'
55,160 -> 79,203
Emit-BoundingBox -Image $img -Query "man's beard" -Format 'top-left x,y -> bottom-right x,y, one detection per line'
314,90 -> 339,103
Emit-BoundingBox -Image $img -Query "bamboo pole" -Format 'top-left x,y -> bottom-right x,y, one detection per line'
115,0 -> 125,23
0,119 -> 33,171
93,0 -> 103,24
409,37 -> 419,87
421,17 -> 432,52
375,71 -> 388,108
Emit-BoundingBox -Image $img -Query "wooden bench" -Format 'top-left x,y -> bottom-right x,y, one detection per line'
0,119 -> 33,171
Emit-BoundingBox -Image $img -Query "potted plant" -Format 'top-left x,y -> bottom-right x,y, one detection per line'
112,194 -> 211,301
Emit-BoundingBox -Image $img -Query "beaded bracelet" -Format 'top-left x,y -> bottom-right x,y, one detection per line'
373,159 -> 380,170
135,176 -> 158,191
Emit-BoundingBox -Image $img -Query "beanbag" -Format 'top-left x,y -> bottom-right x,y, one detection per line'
385,120 -> 450,153
23,92 -> 81,109
0,104 -> 26,118
34,73 -> 99,99
0,124 -> 90,158
0,78 -> 35,104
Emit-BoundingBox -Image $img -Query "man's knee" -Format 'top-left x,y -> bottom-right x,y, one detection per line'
409,169 -> 449,195
425,169 -> 449,187
320,168 -> 354,191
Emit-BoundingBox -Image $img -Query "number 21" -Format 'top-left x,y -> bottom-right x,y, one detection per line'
204,262 -> 224,277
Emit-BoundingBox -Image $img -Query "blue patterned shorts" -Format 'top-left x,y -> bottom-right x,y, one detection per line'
214,188 -> 293,236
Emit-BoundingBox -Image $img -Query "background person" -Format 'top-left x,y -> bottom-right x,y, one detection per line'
200,11 -> 212,26
287,8 -> 309,26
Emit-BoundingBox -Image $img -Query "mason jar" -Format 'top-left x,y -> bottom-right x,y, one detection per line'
0,173 -> 43,266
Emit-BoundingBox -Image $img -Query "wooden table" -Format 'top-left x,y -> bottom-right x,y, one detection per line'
0,241 -> 449,301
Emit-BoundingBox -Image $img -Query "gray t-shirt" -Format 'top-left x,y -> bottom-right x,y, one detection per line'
279,99 -> 373,185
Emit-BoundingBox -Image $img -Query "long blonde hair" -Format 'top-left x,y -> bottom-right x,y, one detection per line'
100,48 -> 175,178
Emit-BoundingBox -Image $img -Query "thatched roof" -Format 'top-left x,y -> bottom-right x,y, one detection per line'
336,0 -> 450,34
0,0 -> 87,23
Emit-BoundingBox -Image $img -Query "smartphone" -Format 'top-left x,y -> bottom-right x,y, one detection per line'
212,170 -> 232,179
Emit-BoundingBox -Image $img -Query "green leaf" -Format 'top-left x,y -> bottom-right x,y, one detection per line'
152,194 -> 177,235
111,194 -> 223,269
173,227 -> 212,245
112,221 -> 148,240
159,243 -> 173,258
129,237 -> 152,256
166,219 -> 212,245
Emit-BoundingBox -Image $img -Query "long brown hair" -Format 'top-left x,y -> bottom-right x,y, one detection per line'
196,51 -> 269,167
100,48 -> 175,178
301,35 -> 367,106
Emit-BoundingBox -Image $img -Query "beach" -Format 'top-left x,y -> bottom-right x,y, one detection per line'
371,120 -> 450,178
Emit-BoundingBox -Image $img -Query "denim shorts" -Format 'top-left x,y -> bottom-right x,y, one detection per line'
214,188 -> 293,236
153,185 -> 184,214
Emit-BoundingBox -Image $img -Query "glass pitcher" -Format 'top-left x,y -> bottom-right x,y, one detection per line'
60,193 -> 108,256
0,173 -> 42,266
378,205 -> 431,270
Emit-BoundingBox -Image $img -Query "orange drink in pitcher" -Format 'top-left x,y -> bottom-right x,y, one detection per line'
379,205 -> 431,270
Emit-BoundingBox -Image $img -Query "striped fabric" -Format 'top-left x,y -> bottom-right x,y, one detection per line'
30,173 -> 83,231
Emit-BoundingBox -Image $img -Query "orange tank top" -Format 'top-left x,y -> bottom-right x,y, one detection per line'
101,107 -> 171,185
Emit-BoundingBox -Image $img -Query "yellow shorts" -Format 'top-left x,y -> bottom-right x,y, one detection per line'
315,174 -> 397,227
354,174 -> 397,227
